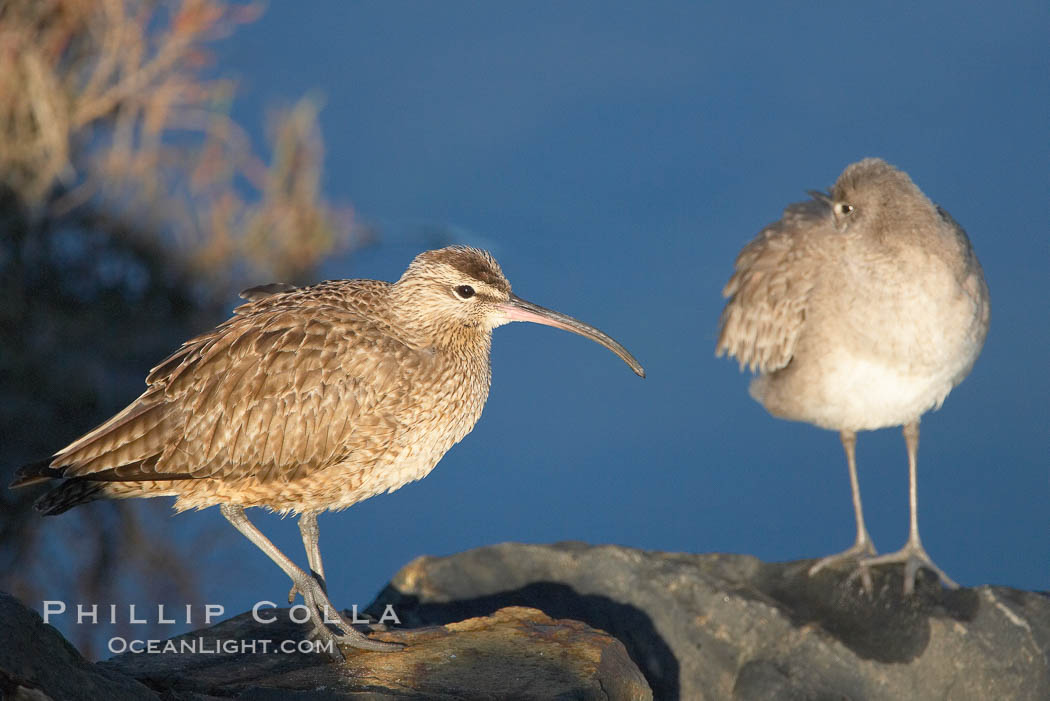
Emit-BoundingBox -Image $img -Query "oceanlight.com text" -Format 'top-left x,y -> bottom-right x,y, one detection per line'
108,637 -> 335,655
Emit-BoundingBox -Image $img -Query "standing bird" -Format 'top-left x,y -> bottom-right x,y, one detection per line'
717,159 -> 989,594
12,246 -> 645,652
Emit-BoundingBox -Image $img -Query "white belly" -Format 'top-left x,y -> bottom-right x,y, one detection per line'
807,351 -> 957,430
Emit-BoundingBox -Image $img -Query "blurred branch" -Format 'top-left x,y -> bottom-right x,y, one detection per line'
0,0 -> 359,291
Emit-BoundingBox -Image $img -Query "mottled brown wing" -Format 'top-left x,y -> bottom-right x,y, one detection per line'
716,198 -> 826,373
52,304 -> 415,483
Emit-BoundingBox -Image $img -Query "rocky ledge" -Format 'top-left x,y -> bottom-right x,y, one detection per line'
367,542 -> 1050,700
0,594 -> 648,700
2,543 -> 1048,700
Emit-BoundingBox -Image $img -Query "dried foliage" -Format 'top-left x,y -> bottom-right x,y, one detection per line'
0,0 -> 366,657
0,0 -> 359,287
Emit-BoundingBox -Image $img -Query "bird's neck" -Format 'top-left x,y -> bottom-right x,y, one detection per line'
432,324 -> 494,361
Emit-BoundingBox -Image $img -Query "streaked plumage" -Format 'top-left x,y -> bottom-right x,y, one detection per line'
13,246 -> 644,653
718,158 -> 989,594
41,278 -> 491,513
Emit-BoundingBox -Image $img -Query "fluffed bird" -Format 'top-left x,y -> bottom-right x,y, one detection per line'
717,158 -> 989,594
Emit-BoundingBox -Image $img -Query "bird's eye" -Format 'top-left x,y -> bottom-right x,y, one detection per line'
454,285 -> 476,299
837,203 -> 855,216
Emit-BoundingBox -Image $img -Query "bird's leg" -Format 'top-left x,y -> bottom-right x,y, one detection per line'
288,512 -> 327,604
219,504 -> 401,653
858,422 -> 959,594
300,512 -> 327,590
809,430 -> 876,591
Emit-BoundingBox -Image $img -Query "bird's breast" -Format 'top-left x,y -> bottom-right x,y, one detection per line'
816,243 -> 984,372
332,351 -> 493,506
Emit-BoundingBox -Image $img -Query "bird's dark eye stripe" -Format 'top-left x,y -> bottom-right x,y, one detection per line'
454,285 -> 476,299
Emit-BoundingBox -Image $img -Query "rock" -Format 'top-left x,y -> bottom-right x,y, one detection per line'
0,592 -> 155,701
7,543 -> 1048,700
102,604 -> 651,700
0,590 -> 650,700
366,542 -> 1050,701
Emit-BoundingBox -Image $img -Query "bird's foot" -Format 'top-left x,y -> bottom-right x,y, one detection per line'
301,616 -> 399,659
808,537 -> 877,593
858,541 -> 958,595
292,575 -> 402,655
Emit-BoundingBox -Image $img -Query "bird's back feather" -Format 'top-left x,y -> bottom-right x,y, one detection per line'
716,198 -> 827,373
48,281 -> 418,486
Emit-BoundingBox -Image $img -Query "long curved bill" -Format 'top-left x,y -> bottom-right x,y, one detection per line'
498,294 -> 646,378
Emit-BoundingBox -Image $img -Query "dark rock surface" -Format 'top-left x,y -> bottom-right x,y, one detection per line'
5,544 -> 1047,700
0,592 -> 155,701
367,542 -> 1050,701
0,591 -> 649,700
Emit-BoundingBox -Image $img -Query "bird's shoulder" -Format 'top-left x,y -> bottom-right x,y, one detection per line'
728,197 -> 832,275
716,197 -> 830,373
933,205 -> 990,333
232,278 -> 391,320
146,279 -> 423,395
933,206 -> 986,282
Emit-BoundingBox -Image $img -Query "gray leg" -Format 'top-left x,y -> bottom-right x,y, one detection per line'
220,504 -> 400,653
288,512 -> 327,604
299,512 -> 327,592
858,422 -> 959,594
809,430 -> 877,590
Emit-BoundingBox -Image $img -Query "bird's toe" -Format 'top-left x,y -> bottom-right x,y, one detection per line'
858,544 -> 959,595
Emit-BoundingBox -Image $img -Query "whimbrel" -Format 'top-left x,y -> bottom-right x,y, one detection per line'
717,158 -> 990,594
12,246 -> 645,652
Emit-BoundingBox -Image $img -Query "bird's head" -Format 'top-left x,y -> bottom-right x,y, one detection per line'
810,158 -> 931,235
395,246 -> 644,377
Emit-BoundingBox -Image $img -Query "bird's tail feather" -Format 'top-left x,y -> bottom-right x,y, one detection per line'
34,478 -> 107,515
9,459 -> 62,489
